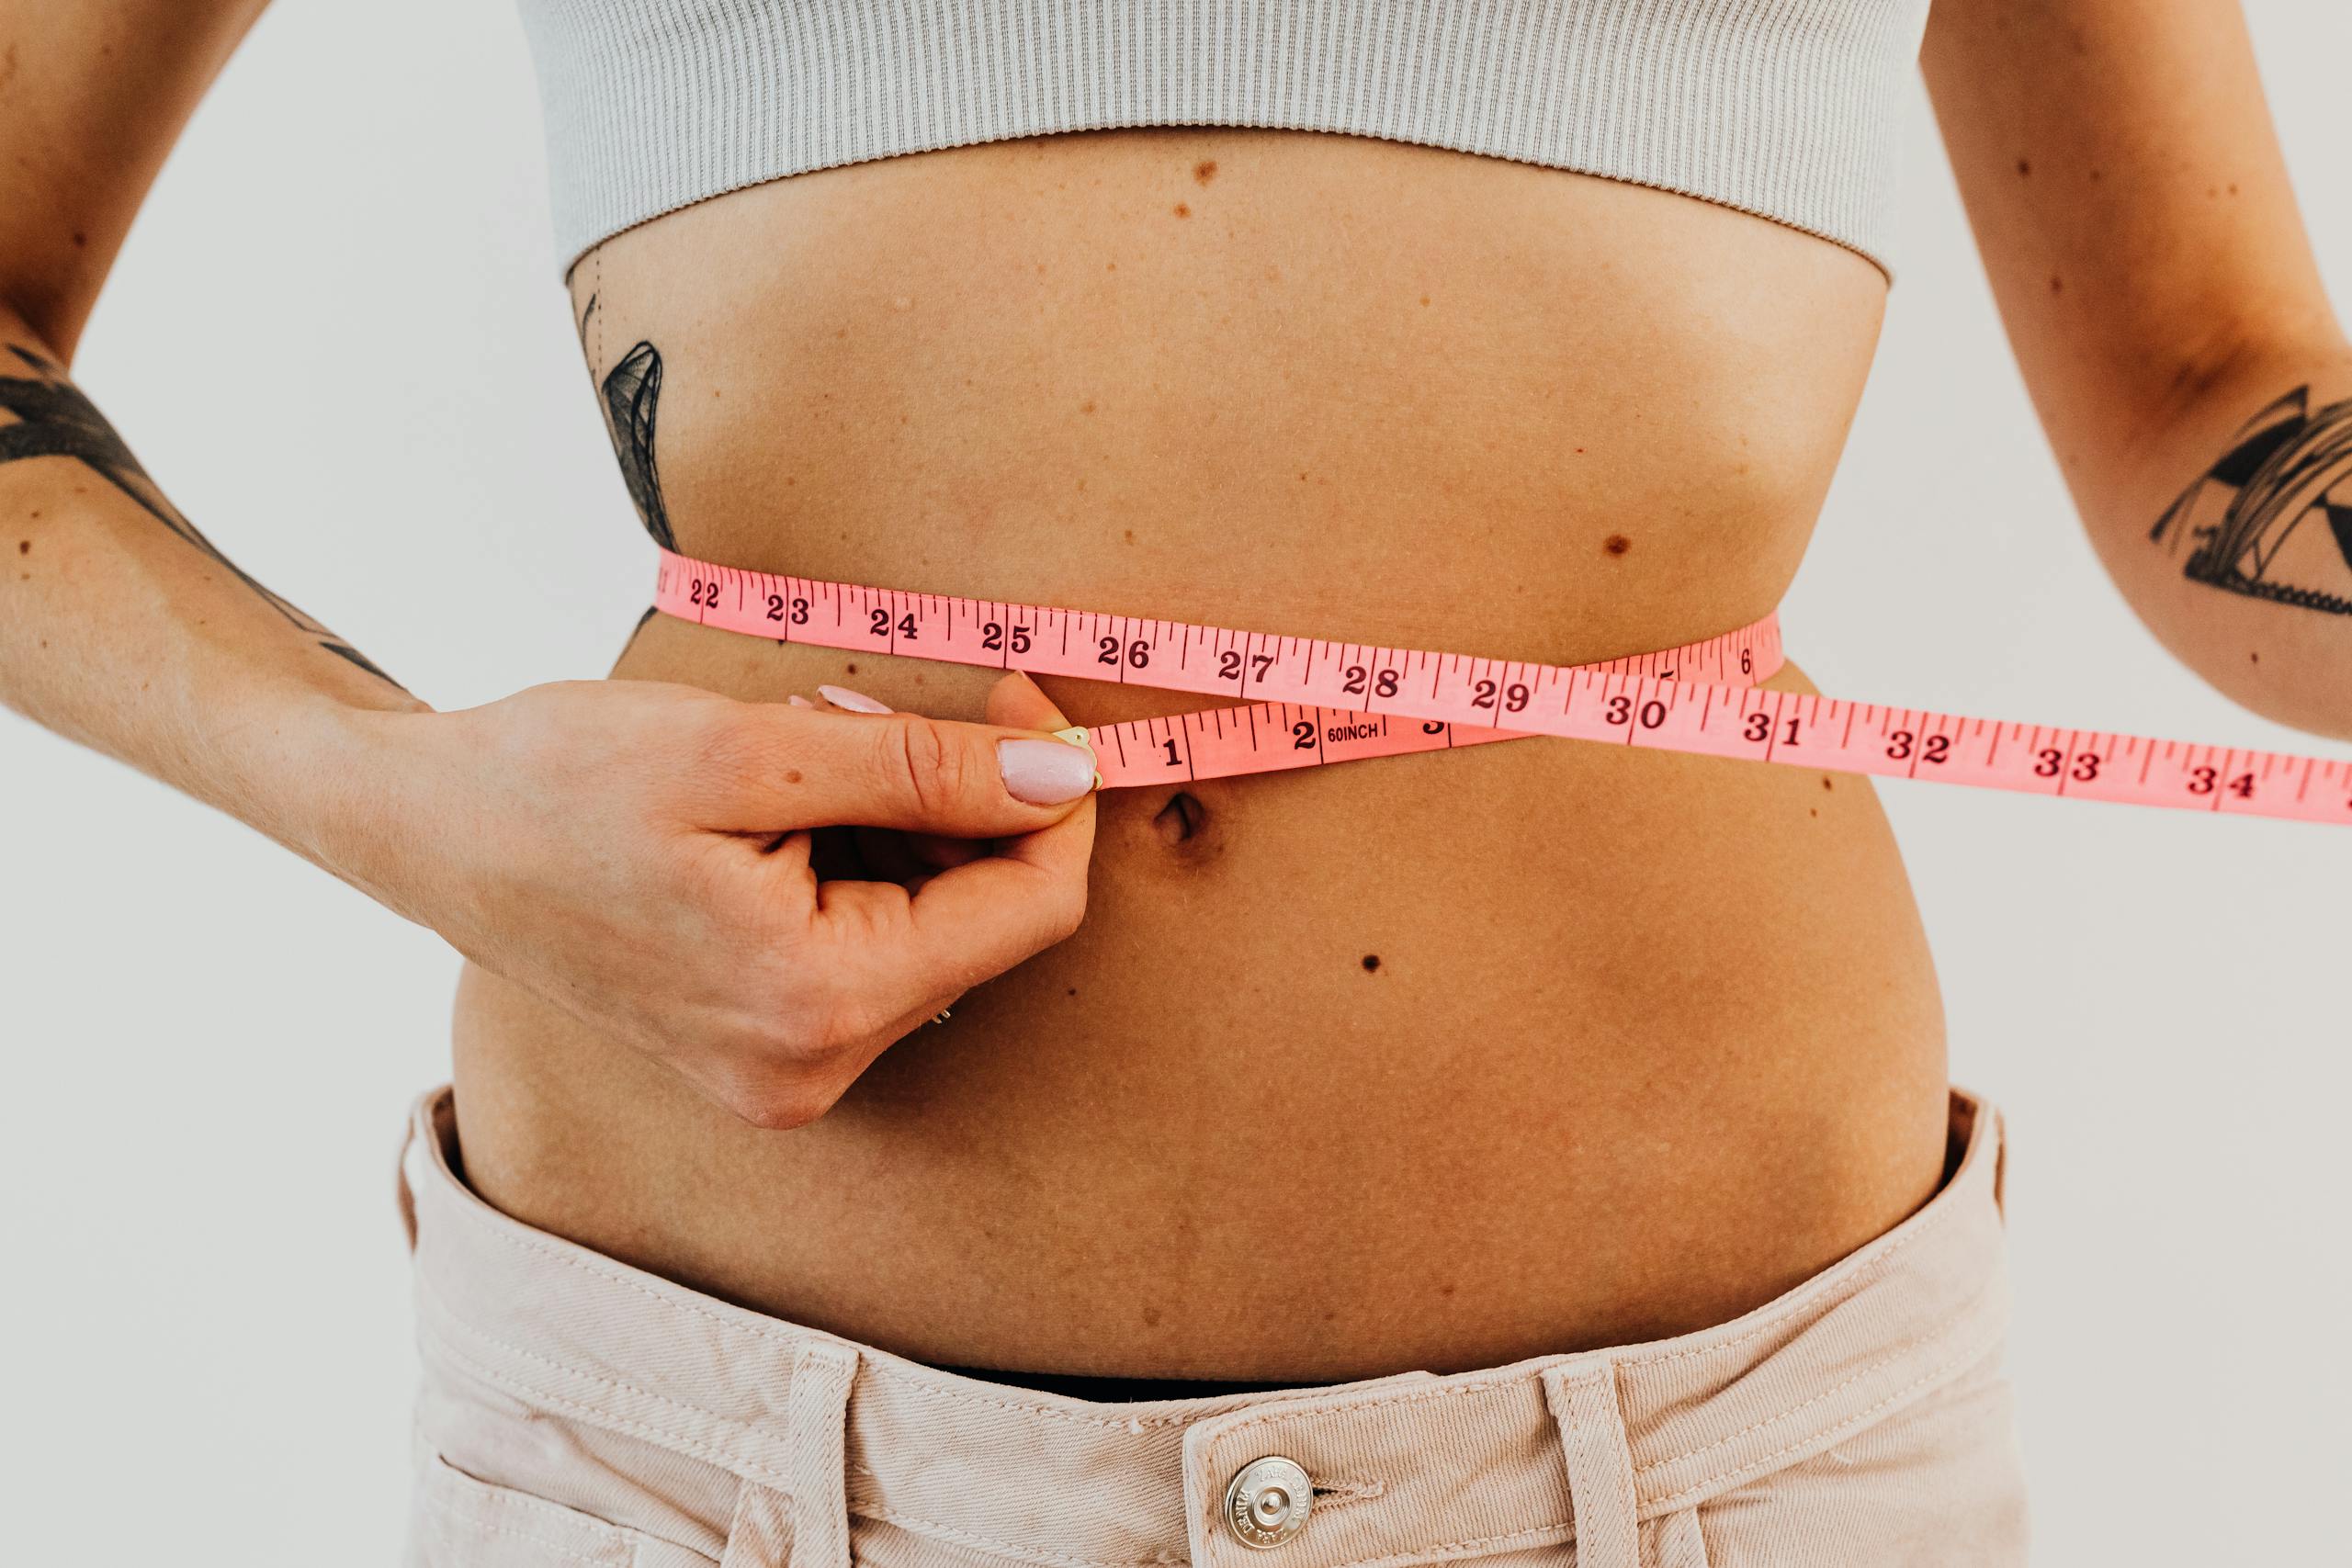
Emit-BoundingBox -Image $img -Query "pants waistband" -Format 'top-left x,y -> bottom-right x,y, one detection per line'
402,1087 -> 2008,1568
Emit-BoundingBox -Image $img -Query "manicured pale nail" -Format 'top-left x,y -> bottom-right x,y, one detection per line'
818,683 -> 891,714
786,694 -> 814,708
999,738 -> 1097,805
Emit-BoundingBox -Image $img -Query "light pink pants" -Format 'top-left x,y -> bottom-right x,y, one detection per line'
401,1088 -> 2026,1568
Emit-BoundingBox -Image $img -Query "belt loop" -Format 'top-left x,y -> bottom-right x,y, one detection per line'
783,1341 -> 860,1568
1542,1361 -> 1640,1568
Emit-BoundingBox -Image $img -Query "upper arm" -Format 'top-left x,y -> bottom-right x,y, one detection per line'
0,0 -> 270,360
1925,0 -> 2352,739
1921,0 -> 2344,458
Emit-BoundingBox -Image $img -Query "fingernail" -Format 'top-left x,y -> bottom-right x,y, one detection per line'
786,694 -> 814,709
818,683 -> 891,714
999,738 -> 1098,805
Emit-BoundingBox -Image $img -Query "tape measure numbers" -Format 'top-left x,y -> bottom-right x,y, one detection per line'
654,549 -> 2352,826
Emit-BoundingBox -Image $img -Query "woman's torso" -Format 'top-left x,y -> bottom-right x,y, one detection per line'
450,127 -> 1950,1381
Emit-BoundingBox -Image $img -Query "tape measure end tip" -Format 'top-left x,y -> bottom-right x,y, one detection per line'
1050,725 -> 1105,791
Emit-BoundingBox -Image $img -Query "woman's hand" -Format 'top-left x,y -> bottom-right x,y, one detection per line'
349,671 -> 1097,1128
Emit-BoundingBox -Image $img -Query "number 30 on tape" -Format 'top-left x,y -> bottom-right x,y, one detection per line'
657,552 -> 2352,827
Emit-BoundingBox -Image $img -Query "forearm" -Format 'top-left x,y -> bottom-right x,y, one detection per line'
2064,336 -> 2352,741
0,310 -> 429,886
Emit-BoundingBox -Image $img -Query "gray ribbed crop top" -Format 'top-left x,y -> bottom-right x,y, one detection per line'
514,1 -> 1932,281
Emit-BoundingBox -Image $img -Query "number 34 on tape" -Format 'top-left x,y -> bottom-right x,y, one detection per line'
658,552 -> 2352,827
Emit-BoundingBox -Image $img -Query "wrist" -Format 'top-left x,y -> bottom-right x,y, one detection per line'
235,697 -> 452,925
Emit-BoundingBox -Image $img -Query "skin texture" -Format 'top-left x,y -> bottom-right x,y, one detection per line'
447,130 -> 1958,1377
0,0 -> 2344,1379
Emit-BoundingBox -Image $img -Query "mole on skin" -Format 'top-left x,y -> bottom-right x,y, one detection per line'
1604,534 -> 1632,557
1362,954 -> 1381,973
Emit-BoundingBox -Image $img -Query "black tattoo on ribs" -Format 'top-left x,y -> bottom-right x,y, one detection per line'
599,340 -> 673,551
2151,384 -> 2352,616
0,344 -> 406,689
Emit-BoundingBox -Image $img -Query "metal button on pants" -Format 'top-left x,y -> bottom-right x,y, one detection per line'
1223,1455 -> 1312,1548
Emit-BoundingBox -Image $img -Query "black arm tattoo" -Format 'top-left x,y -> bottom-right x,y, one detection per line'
0,344 -> 408,689
2151,384 -> 2352,616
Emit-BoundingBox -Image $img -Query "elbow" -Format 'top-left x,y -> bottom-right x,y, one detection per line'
0,276 -> 87,367
2094,349 -> 2352,744
2124,562 -> 2352,744
2182,637 -> 2352,746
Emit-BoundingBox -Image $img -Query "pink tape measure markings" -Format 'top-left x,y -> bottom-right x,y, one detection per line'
655,550 -> 2352,826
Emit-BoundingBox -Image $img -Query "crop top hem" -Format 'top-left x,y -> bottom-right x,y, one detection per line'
516,1 -> 1931,283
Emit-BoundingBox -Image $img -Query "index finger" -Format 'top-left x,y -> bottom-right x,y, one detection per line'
805,672 -> 1099,1017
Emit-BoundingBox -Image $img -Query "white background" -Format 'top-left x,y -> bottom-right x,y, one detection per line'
3,2 -> 2347,1561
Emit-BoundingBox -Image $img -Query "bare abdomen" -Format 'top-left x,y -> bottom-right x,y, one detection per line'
450,127 -> 1950,1378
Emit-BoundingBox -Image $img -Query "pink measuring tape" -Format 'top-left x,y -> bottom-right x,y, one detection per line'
655,549 -> 2352,826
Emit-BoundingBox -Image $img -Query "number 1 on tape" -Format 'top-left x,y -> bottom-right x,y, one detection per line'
657,551 -> 2352,826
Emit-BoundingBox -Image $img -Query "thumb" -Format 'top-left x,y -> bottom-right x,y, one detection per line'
897,672 -> 1084,870
723,678 -> 1098,837
984,668 -> 1073,731
806,674 -> 1097,1018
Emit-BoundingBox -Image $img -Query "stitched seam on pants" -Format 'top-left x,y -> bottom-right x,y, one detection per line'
425,1323 -> 797,1493
846,1498 -> 1178,1568
430,1295 -> 741,1452
1560,1369 -> 1636,1563
419,1268 -> 798,1482
1209,1367 -> 1544,1438
1634,1321 -> 2007,1513
1318,1518 -> 1577,1568
431,1203 -> 832,1349
842,1483 -> 1385,1565
873,1365 -> 1194,1430
1632,1279 -> 2001,1475
434,1328 -> 1190,1568
427,1189 -> 1194,1438
1201,1195 -> 1982,1442
428,1187 -> 1191,1433
427,1162 -> 1979,1435
435,1457 -> 668,1541
423,1100 -> 1987,1409
419,1486 -> 630,1567
1618,1190 -> 1973,1370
